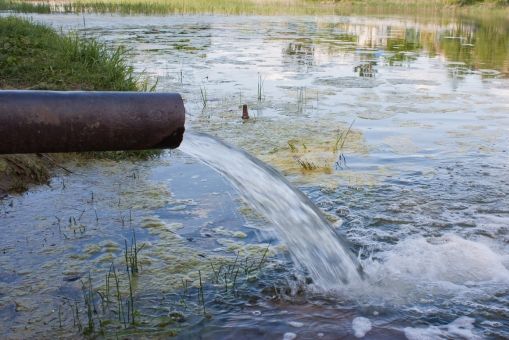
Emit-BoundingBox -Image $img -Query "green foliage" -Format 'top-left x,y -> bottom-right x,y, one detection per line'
451,0 -> 509,5
0,0 -> 507,16
0,16 -> 138,91
0,0 -> 51,13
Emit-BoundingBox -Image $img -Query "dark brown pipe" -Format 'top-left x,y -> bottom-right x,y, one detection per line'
0,91 -> 185,154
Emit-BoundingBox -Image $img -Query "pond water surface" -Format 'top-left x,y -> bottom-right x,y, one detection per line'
1,12 -> 509,339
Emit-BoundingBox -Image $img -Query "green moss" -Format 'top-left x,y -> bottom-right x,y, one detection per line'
141,218 -> 167,230
84,244 -> 102,255
95,253 -> 115,263
98,240 -> 121,253
173,43 -> 201,51
233,231 -> 247,238
69,253 -> 89,260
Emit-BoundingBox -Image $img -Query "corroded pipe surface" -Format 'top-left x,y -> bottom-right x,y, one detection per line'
0,91 -> 185,154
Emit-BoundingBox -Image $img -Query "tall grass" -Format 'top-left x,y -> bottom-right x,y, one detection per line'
257,73 -> 264,102
0,0 -> 313,15
333,120 -> 355,170
0,16 -> 138,90
199,85 -> 208,108
0,0 -> 507,16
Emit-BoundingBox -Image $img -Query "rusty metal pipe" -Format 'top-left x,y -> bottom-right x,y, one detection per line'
0,90 -> 185,154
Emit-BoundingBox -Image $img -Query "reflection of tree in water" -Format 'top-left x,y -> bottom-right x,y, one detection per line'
381,18 -> 509,77
437,18 -> 509,77
317,22 -> 358,56
384,28 -> 422,66
281,17 -> 508,78
282,38 -> 315,70
354,61 -> 377,77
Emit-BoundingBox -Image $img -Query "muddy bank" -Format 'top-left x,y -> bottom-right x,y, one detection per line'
0,154 -> 53,195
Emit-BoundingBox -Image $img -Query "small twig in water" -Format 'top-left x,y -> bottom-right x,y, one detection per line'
198,270 -> 206,316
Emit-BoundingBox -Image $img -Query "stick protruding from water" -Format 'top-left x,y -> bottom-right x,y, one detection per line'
242,104 -> 249,120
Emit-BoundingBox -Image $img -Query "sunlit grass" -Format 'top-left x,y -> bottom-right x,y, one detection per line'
0,16 -> 138,90
0,0 -> 507,16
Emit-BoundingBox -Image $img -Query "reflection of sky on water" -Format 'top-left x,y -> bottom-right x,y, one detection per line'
30,13 -> 504,186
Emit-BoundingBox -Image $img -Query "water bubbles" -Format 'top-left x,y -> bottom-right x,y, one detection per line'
404,316 -> 479,340
352,317 -> 372,338
288,321 -> 304,328
283,332 -> 297,340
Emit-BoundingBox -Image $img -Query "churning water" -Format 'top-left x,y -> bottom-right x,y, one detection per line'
180,133 -> 509,299
180,131 -> 364,289
181,132 -> 509,338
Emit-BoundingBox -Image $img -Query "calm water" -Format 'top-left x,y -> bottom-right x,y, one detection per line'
1,12 -> 509,339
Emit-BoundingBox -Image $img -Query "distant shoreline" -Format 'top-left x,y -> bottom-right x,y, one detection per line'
1,0 -> 508,16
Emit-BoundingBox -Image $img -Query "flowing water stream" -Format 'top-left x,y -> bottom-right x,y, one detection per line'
179,132 -> 509,339
180,132 -> 364,288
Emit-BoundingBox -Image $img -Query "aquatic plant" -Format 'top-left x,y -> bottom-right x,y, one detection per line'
64,240 -> 275,337
81,273 -> 96,335
334,120 -> 355,170
200,85 -> 208,107
257,73 -> 265,102
288,141 -> 298,153
125,230 -> 144,275
208,242 -> 272,299
296,158 -> 319,170
198,270 -> 206,316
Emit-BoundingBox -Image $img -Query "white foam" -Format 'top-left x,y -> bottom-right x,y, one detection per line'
346,234 -> 509,300
288,321 -> 304,328
377,234 -> 509,285
352,317 -> 372,338
404,316 -> 480,340
283,332 -> 297,340
326,234 -> 509,307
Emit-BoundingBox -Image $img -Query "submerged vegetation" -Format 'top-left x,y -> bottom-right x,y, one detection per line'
55,211 -> 277,338
0,17 -> 157,194
1,153 -> 281,337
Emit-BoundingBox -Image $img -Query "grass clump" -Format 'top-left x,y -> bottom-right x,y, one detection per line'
0,16 -> 138,90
